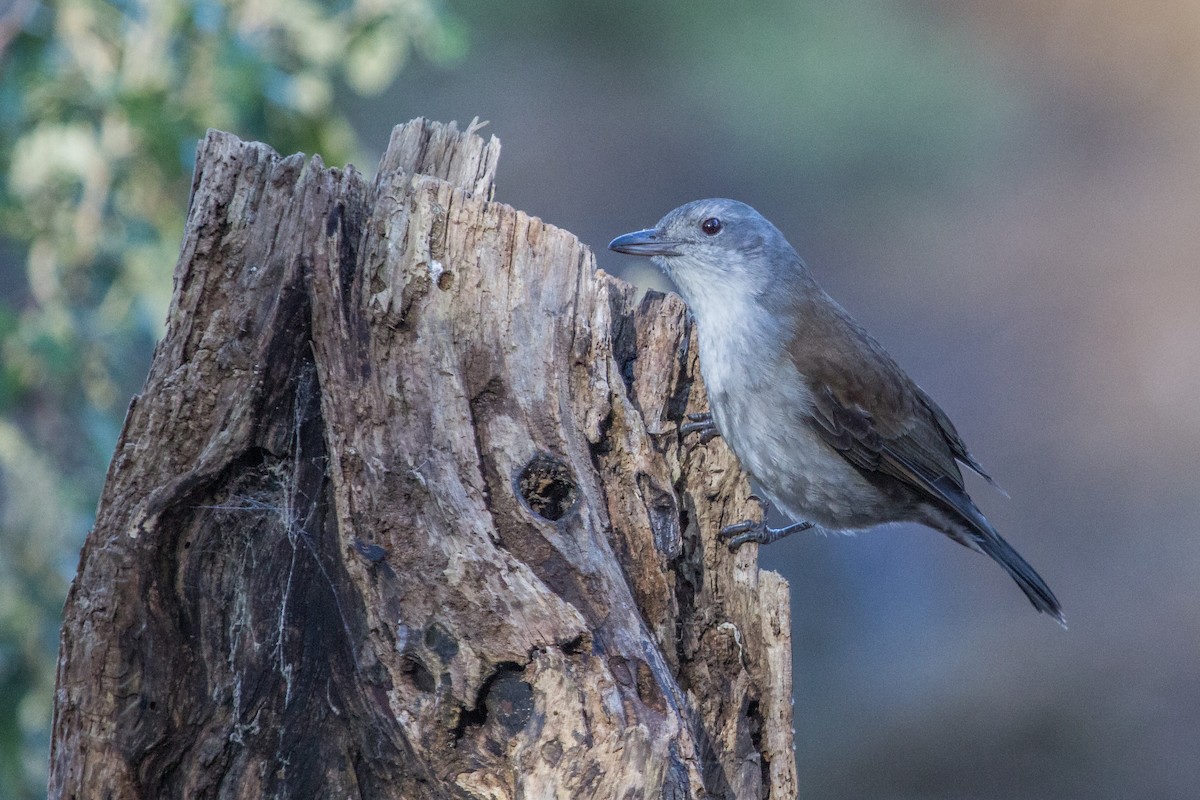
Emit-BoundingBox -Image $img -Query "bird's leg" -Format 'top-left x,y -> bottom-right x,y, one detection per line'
679,411 -> 721,443
720,519 -> 814,549
719,495 -> 814,549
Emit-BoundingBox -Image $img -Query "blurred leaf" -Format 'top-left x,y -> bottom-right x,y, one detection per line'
0,0 -> 459,793
668,0 -> 1026,205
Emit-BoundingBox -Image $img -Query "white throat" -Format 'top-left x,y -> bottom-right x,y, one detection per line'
665,258 -> 778,399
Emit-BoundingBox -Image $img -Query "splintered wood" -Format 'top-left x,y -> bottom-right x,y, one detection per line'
50,118 -> 797,799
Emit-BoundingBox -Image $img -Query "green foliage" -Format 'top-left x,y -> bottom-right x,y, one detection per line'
0,0 -> 458,794
669,1 -> 1022,199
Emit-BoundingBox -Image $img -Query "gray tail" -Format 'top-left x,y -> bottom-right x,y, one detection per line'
947,495 -> 1065,627
970,520 -> 1065,627
886,458 -> 1064,625
918,473 -> 1065,625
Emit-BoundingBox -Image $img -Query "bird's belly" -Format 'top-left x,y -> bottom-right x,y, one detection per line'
710,384 -> 889,530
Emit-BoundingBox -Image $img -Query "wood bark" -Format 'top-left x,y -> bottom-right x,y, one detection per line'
49,118 -> 797,799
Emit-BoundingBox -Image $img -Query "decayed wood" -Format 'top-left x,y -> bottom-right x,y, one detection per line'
49,118 -> 797,799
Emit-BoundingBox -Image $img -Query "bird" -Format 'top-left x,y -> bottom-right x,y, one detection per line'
609,198 -> 1063,624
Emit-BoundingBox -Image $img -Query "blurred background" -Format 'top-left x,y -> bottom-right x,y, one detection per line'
2,0 -> 1198,797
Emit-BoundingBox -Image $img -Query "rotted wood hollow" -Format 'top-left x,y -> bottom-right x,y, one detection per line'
49,118 -> 797,799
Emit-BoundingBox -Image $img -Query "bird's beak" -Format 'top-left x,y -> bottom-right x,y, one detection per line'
608,228 -> 682,257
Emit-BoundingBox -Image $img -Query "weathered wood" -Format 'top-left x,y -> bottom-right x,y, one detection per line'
49,118 -> 797,799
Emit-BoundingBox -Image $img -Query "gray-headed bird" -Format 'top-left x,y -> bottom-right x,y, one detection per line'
610,199 -> 1063,624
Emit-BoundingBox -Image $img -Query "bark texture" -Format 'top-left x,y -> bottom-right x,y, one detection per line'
49,118 -> 797,799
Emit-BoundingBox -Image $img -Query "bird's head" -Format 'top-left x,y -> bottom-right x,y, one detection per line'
608,198 -> 807,316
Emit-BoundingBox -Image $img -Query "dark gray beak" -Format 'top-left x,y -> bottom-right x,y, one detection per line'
608,228 -> 682,257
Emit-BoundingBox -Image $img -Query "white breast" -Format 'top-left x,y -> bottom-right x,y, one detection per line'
691,303 -> 883,529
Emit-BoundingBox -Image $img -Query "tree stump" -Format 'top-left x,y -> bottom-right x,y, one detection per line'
49,119 -> 797,799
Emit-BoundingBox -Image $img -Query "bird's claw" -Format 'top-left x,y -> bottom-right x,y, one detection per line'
680,411 -> 721,444
719,519 -> 765,550
718,518 -> 815,551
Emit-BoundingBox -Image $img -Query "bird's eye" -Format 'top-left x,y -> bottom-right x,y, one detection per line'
701,217 -> 722,235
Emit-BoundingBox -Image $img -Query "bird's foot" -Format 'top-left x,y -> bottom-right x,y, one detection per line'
719,518 -> 815,550
680,411 -> 720,443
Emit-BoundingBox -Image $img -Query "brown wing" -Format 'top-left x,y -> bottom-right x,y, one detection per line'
807,380 -> 968,500
787,289 -> 986,501
912,383 -> 1002,490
